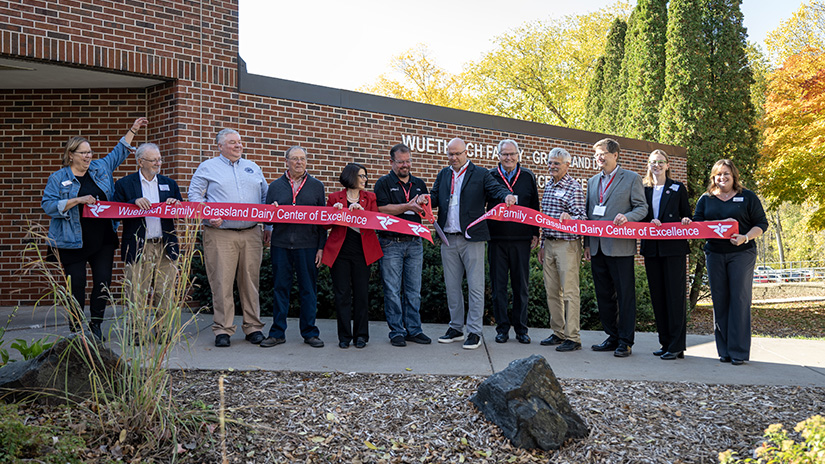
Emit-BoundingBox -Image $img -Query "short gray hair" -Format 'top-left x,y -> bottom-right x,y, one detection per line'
285,145 -> 307,160
497,139 -> 519,154
548,147 -> 571,164
135,142 -> 159,161
216,128 -> 239,145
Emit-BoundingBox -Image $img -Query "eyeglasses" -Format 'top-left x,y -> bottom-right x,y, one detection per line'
288,157 -> 307,163
141,158 -> 162,164
393,159 -> 411,165
447,150 -> 467,157
648,160 -> 667,165
499,152 -> 519,157
73,150 -> 93,156
548,161 -> 563,166
358,174 -> 367,179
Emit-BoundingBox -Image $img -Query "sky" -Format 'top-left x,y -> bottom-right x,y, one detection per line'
239,0 -> 804,92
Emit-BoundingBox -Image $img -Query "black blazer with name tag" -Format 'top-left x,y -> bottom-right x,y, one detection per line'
640,178 -> 691,257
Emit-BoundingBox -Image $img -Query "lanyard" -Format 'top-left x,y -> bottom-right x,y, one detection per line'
287,173 -> 308,206
398,180 -> 413,203
497,165 -> 520,193
599,173 -> 615,204
450,165 -> 468,195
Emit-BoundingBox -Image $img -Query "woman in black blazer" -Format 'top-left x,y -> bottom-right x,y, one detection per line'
640,150 -> 692,360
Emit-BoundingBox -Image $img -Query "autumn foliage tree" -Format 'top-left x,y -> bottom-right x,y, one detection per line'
759,48 -> 825,230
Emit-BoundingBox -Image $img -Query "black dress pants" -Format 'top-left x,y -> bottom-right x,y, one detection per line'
331,253 -> 370,343
58,243 -> 116,326
645,255 -> 687,353
488,240 -> 531,335
590,251 -> 636,346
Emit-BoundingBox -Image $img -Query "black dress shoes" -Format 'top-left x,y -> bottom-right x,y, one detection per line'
591,338 -> 619,351
653,348 -> 666,356
540,334 -> 564,346
339,341 -> 350,349
731,359 -> 745,365
215,334 -> 230,347
516,333 -> 531,344
494,333 -> 509,343
354,337 -> 367,349
719,356 -> 732,363
613,344 -> 632,357
245,331 -> 264,344
660,351 -> 684,360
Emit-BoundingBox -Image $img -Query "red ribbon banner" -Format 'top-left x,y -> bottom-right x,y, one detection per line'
467,204 -> 739,240
83,201 -> 434,243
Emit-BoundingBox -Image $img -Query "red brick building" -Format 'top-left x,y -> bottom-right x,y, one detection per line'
0,0 -> 684,306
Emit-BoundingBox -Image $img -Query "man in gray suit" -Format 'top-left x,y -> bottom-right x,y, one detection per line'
584,138 -> 648,357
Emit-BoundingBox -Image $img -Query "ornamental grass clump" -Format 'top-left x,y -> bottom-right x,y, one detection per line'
19,219 -> 215,462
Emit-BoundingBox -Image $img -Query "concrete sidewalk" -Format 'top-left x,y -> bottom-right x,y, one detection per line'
2,305 -> 824,387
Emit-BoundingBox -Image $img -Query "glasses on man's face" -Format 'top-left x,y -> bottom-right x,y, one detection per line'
142,158 -> 162,165
289,157 -> 307,163
448,150 -> 466,157
393,158 -> 411,165
648,160 -> 667,165
500,152 -> 519,158
548,161 -> 563,166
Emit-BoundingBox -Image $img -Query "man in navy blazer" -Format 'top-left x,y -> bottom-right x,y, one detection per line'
113,143 -> 182,313
584,138 -> 648,358
430,137 -> 516,350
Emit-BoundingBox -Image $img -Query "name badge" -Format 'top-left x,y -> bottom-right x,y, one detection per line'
593,205 -> 606,217
670,184 -> 680,192
450,194 -> 458,207
553,190 -> 565,198
159,184 -> 170,191
512,195 -> 519,204
61,180 -> 73,186
403,210 -> 415,215
733,197 -> 744,202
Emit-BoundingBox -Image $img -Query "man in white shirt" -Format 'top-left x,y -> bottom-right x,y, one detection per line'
114,143 -> 183,338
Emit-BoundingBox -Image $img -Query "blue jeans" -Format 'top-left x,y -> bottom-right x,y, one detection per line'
379,237 -> 424,339
268,246 -> 320,340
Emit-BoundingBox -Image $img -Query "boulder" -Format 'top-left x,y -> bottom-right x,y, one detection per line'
470,354 -> 589,450
0,335 -> 122,404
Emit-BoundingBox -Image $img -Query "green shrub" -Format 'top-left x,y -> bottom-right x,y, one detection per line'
192,236 -> 659,332
719,415 -> 825,463
0,403 -> 85,463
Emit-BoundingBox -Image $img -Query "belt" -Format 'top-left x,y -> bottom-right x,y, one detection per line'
445,232 -> 462,236
379,235 -> 418,242
145,237 -> 163,244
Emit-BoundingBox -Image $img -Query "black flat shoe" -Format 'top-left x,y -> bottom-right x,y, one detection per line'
653,348 -> 666,356
338,341 -> 350,349
494,333 -> 509,343
660,351 -> 684,360
731,359 -> 745,365
355,337 -> 367,349
613,344 -> 632,357
720,356 -> 732,363
516,333 -> 531,344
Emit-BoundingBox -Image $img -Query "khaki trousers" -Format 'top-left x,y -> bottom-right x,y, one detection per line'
203,226 -> 265,336
542,239 -> 582,343
124,239 -> 178,310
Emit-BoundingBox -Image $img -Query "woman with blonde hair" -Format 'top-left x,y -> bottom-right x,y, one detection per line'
640,150 -> 691,360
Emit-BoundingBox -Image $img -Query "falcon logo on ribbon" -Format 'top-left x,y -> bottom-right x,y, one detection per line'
408,223 -> 429,236
88,203 -> 111,217
377,215 -> 400,229
708,223 -> 734,238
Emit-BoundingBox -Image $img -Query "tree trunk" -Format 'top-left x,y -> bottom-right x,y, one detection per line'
774,210 -> 785,268
688,253 -> 706,310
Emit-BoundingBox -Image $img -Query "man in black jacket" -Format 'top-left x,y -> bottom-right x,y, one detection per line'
430,137 -> 516,350
261,146 -> 327,349
114,143 -> 183,314
487,140 -> 540,344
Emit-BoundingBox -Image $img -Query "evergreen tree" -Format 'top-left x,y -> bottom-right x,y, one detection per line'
585,57 -> 607,131
589,18 -> 628,132
619,0 -> 668,141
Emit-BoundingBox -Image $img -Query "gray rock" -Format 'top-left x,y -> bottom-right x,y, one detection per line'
470,354 -> 589,450
0,335 -> 122,404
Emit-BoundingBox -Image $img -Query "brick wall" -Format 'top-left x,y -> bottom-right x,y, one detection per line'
0,0 -> 685,305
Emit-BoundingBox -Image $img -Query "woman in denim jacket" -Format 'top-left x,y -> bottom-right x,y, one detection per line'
41,117 -> 147,339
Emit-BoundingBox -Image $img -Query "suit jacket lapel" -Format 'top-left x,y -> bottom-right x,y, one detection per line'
657,178 -> 674,220
459,162 -> 474,196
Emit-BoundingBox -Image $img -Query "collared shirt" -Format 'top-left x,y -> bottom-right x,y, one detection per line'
541,173 -> 586,241
502,166 -> 518,183
188,154 -> 268,230
598,165 -> 618,204
444,160 -> 469,233
373,169 -> 428,238
139,171 -> 162,239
